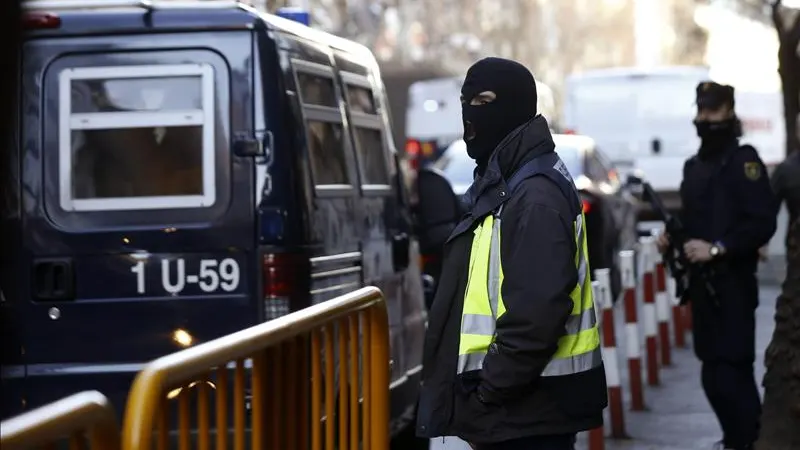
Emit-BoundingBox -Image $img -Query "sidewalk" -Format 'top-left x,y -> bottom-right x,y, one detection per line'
576,284 -> 778,450
431,285 -> 780,450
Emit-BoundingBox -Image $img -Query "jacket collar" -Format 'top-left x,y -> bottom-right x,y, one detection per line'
463,115 -> 556,219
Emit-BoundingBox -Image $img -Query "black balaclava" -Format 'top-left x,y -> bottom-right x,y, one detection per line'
694,117 -> 741,159
461,58 -> 537,170
694,81 -> 741,159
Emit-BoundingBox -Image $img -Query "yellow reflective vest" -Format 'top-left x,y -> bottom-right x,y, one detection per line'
456,204 -> 602,377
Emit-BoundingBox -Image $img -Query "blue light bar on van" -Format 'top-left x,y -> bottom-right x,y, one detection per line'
276,7 -> 310,26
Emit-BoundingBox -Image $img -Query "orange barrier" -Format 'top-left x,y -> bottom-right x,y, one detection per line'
121,286 -> 390,450
0,391 -> 121,450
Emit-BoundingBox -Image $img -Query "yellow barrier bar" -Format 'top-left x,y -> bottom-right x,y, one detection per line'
1,391 -> 121,450
122,286 -> 390,450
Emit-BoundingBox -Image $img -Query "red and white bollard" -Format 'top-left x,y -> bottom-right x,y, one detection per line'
684,304 -> 693,330
654,255 -> 672,366
589,281 -> 606,450
595,269 -> 628,439
668,277 -> 688,348
639,236 -> 660,386
620,250 -> 645,411
588,426 -> 605,450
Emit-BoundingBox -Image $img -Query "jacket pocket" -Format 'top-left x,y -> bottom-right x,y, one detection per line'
450,372 -> 502,441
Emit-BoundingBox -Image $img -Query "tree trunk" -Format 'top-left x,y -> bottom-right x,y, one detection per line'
777,40 -> 799,157
757,218 -> 800,450
773,2 -> 800,157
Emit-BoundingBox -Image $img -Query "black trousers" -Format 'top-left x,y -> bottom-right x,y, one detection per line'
691,270 -> 761,449
474,433 -> 576,450
701,361 -> 761,448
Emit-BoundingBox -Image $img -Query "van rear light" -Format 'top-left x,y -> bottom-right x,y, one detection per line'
563,128 -> 577,135
262,253 -> 309,321
22,12 -> 61,30
582,199 -> 592,214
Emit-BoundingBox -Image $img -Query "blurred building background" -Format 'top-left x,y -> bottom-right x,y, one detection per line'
242,0 -> 790,145
241,0 -> 795,270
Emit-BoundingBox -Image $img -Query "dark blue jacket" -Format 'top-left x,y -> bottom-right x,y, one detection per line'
680,141 -> 777,363
680,142 -> 778,273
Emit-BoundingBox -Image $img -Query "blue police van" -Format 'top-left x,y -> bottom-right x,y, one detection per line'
1,0 -> 427,440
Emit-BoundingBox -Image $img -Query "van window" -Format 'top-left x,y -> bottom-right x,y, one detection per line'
59,64 -> 215,212
307,121 -> 349,185
346,85 -> 376,114
293,60 -> 354,190
352,127 -> 388,184
296,72 -> 338,107
342,73 -> 389,188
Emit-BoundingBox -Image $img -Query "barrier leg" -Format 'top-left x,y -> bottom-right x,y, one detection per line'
640,237 -> 660,387
655,262 -> 672,366
620,251 -> 645,411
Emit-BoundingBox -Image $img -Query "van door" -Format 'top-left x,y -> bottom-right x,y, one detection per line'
284,43 -> 365,316
14,32 -> 258,411
335,53 -> 426,419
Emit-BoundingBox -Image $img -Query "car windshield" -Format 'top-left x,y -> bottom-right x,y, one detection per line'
553,144 -> 584,178
435,141 -> 475,189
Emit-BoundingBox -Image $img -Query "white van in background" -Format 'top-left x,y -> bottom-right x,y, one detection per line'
405,75 -> 557,168
563,66 -> 785,221
563,66 -> 710,217
735,91 -> 785,168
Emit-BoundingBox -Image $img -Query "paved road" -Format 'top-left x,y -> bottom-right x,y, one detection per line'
430,284 -> 780,450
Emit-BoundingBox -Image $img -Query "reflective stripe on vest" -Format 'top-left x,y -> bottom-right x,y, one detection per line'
456,207 -> 602,377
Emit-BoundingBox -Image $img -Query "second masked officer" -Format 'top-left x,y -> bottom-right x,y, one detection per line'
415,57 -> 607,450
657,82 -> 778,450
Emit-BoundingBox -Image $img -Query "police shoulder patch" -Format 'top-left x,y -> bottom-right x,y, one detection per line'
744,161 -> 762,181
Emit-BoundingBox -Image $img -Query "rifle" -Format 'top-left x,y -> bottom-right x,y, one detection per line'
627,175 -> 719,307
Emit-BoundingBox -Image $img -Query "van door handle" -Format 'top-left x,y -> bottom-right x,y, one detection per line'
32,259 -> 75,302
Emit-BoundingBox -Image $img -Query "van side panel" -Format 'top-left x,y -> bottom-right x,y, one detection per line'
0,114 -> 24,418
9,30 -> 257,416
253,25 -> 307,247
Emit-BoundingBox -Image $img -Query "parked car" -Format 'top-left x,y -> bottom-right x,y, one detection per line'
420,133 -> 638,302
5,1 -> 426,443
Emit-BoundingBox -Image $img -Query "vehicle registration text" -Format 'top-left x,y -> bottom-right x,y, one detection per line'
130,258 -> 241,295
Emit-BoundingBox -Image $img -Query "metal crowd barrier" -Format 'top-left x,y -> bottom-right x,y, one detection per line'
0,391 -> 121,450
121,286 -> 390,450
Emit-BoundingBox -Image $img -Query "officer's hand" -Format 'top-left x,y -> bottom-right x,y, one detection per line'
656,232 -> 670,254
684,239 -> 713,263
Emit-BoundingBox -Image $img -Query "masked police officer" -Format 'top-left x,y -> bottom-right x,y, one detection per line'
657,82 -> 777,450
415,57 -> 607,450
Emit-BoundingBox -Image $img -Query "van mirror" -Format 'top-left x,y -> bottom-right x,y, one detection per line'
415,168 -> 462,253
